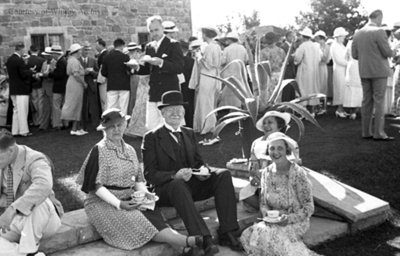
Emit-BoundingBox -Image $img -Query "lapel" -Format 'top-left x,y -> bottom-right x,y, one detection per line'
158,126 -> 176,161
156,36 -> 170,57
180,128 -> 195,165
12,145 -> 26,196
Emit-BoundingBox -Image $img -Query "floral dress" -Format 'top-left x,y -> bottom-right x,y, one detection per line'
240,162 -> 320,256
76,138 -> 166,250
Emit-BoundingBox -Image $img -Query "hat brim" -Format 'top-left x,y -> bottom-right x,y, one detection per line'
158,102 -> 188,110
266,134 -> 298,154
96,115 -> 131,131
256,111 -> 291,132
164,28 -> 179,33
127,46 -> 142,51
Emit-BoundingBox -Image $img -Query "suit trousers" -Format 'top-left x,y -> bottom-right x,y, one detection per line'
107,90 -> 130,115
361,78 -> 387,138
52,93 -> 67,128
11,95 -> 29,135
30,88 -> 44,126
156,171 -> 239,236
98,82 -> 107,113
39,79 -> 53,130
0,199 -> 61,255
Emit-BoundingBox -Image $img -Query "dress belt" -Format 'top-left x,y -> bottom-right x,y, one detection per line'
104,185 -> 131,190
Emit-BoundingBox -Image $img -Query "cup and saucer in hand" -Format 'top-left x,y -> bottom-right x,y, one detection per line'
259,210 -> 283,223
192,165 -> 210,176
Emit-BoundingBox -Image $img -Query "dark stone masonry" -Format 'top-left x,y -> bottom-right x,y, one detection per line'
0,0 -> 192,64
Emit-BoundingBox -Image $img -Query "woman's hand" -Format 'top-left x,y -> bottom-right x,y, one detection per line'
276,214 -> 288,226
120,200 -> 140,211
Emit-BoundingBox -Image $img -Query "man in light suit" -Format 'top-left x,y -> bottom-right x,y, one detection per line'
0,129 -> 63,255
137,15 -> 184,131
352,9 -> 395,140
142,91 -> 242,256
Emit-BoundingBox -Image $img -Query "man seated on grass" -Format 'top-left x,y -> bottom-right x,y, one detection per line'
0,129 -> 63,256
142,91 -> 243,256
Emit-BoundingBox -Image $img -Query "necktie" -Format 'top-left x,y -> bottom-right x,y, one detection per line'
6,165 -> 14,207
172,131 -> 183,146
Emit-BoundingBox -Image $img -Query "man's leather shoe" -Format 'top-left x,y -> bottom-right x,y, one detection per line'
203,236 -> 219,256
218,231 -> 243,251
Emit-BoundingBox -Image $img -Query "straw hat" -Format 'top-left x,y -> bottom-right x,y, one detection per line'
42,46 -> 53,56
299,27 -> 313,38
189,39 -> 202,50
96,108 -> 131,131
201,27 -> 218,38
163,21 -> 179,33
333,27 -> 348,38
314,30 -> 327,39
256,111 -> 291,132
69,43 -> 82,54
266,132 -> 298,154
50,45 -> 63,54
224,32 -> 239,41
127,42 -> 141,51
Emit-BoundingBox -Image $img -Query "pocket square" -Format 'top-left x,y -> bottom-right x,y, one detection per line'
161,53 -> 168,58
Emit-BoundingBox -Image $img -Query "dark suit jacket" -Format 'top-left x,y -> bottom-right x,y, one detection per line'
142,125 -> 204,187
352,22 -> 394,78
280,41 -> 297,79
79,56 -> 98,92
50,56 -> 68,94
101,49 -> 130,91
5,53 -> 33,95
27,54 -> 45,89
138,36 -> 184,102
97,49 -> 108,68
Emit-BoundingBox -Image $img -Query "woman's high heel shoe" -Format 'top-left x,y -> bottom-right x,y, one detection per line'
335,110 -> 348,118
349,113 -> 357,120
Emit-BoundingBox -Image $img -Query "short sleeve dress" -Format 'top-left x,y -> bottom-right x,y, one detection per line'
240,162 -> 319,256
76,138 -> 167,250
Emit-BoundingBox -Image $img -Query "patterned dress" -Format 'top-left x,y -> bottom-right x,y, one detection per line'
76,138 -> 166,250
240,162 -> 319,256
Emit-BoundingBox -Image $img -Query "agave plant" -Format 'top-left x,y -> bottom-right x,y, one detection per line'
202,36 -> 324,148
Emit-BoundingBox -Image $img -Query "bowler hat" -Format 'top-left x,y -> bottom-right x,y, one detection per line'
96,108 -> 131,131
158,90 -> 188,109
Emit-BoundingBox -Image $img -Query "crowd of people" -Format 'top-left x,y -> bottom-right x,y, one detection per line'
0,9 -> 399,256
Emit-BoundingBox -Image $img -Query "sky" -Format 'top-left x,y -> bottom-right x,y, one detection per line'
191,0 -> 400,33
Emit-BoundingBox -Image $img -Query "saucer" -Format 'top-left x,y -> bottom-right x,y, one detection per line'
259,216 -> 282,223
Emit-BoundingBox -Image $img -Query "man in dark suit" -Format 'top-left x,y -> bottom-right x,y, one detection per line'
95,38 -> 108,112
79,41 -> 99,130
49,45 -> 68,130
180,40 -> 195,127
352,9 -> 395,140
101,38 -> 130,114
137,15 -> 184,131
27,45 -> 45,127
280,31 -> 297,101
5,42 -> 34,136
142,91 -> 242,256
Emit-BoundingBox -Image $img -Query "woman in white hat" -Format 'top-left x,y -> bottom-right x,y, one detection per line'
330,27 -> 349,118
240,111 -> 300,211
61,43 -> 88,135
240,132 -> 317,256
294,27 -> 321,116
314,30 -> 331,101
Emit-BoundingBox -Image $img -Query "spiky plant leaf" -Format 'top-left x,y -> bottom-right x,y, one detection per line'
245,98 -> 259,125
291,93 -> 327,105
201,73 -> 246,103
205,106 -> 248,121
273,79 -> 296,102
244,38 -> 259,96
289,113 -> 305,141
275,101 -> 321,129
213,115 -> 249,138
226,76 -> 252,99
217,112 -> 250,125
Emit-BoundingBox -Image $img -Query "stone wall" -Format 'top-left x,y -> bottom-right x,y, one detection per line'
0,0 -> 192,64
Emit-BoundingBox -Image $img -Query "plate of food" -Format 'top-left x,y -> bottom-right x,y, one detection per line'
259,216 -> 283,223
192,166 -> 210,176
229,158 -> 248,164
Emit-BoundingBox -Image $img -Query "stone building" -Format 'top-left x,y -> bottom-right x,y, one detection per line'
0,0 -> 192,64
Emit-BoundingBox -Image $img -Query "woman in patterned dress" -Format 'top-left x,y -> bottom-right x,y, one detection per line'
240,132 -> 318,256
76,108 -> 202,256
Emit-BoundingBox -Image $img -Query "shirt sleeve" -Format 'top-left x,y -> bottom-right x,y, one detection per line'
79,146 -> 100,193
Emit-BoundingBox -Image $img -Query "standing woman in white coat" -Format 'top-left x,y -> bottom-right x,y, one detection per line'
330,27 -> 349,118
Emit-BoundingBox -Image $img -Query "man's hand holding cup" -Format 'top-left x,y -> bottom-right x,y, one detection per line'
174,168 -> 192,181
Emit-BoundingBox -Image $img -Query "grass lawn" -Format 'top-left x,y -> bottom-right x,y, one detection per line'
15,106 -> 400,255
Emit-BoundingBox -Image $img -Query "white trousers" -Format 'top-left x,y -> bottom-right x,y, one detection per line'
146,101 -> 185,131
11,95 -> 29,135
106,90 -> 130,115
0,199 -> 61,255
98,82 -> 107,113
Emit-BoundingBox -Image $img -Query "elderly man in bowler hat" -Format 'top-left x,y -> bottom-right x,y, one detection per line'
142,91 -> 243,256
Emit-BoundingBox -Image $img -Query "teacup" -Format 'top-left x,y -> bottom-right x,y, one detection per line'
132,191 -> 146,202
267,210 -> 280,218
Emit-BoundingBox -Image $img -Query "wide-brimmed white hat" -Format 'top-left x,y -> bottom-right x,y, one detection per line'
42,46 -> 52,56
127,42 -> 141,51
256,111 -> 291,132
314,30 -> 327,39
163,21 -> 179,33
69,43 -> 82,54
224,32 -> 239,41
299,27 -> 313,38
266,132 -> 298,154
50,45 -> 63,54
333,27 -> 349,38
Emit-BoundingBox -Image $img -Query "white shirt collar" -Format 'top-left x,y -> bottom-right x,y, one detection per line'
156,35 -> 166,49
164,123 -> 181,132
14,52 -> 21,58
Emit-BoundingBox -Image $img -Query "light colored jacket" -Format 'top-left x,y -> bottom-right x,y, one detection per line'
0,145 -> 63,217
352,22 -> 394,78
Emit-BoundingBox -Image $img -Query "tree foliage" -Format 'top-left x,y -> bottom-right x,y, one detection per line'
242,10 -> 261,30
295,0 -> 368,36
217,10 -> 261,34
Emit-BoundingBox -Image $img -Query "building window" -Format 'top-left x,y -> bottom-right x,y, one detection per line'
30,34 -> 64,52
138,32 -> 150,45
